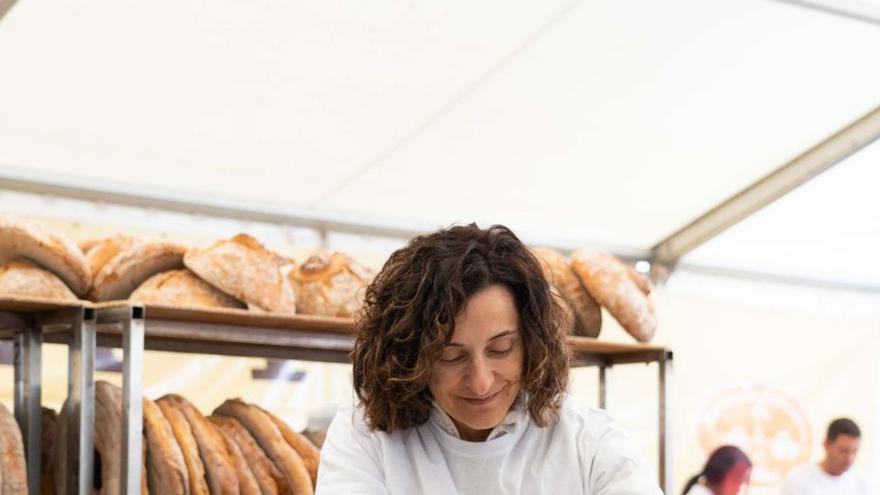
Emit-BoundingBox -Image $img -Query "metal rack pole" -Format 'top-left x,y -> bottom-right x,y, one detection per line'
658,351 -> 673,494
598,363 -> 612,410
120,306 -> 145,494
64,307 -> 96,495
13,315 -> 41,493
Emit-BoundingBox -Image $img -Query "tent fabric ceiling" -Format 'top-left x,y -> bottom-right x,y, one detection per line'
1,0 -> 879,254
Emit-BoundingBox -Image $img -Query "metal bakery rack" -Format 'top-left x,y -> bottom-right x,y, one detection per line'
0,296 -> 674,494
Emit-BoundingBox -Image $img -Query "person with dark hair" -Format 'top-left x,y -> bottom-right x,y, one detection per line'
781,417 -> 870,494
316,224 -> 661,494
681,445 -> 751,495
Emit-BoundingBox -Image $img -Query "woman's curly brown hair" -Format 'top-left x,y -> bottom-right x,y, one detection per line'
352,223 -> 571,432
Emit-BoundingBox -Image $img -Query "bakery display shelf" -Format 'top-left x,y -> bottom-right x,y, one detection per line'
1,297 -> 674,494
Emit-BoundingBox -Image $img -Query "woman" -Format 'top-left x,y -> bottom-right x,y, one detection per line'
681,445 -> 751,495
317,224 -> 660,494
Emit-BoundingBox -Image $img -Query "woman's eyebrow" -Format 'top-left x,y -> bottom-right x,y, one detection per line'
446,330 -> 517,347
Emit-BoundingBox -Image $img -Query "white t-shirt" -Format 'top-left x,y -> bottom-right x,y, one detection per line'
781,463 -> 870,495
316,397 -> 661,495
683,483 -> 713,495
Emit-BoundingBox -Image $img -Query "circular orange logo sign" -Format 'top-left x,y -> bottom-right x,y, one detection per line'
698,385 -> 812,486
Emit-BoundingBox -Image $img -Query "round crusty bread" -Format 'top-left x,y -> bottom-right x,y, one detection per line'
159,395 -> 239,495
184,234 -> 297,314
94,381 -> 150,495
213,400 -> 312,495
209,416 -> 284,495
0,259 -> 78,301
570,251 -> 656,342
0,215 -> 91,297
255,406 -> 320,488
83,235 -> 139,281
0,401 -> 27,494
207,418 -> 261,495
288,253 -> 374,318
157,397 -> 210,495
531,248 -> 602,338
91,242 -> 187,301
143,396 -> 189,495
130,269 -> 246,310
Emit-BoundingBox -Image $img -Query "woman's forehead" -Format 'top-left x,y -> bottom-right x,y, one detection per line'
449,285 -> 520,343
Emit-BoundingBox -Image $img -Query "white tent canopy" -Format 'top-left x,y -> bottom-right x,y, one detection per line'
1,0 -> 879,279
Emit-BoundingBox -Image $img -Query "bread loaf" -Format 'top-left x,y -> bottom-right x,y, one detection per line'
130,269 -> 246,310
157,396 -> 210,495
209,417 -> 284,495
184,235 -> 296,314
0,215 -> 91,296
570,251 -> 656,342
288,253 -> 373,318
0,401 -> 27,494
213,400 -> 312,495
531,248 -> 602,337
91,242 -> 187,301
255,406 -> 320,487
209,418 -> 261,495
83,236 -> 139,281
0,259 -> 78,301
143,397 -> 189,495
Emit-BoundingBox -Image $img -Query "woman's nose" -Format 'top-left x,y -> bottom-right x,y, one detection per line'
466,357 -> 494,396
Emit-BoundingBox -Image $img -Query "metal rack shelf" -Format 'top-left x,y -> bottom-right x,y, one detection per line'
1,297 -> 674,494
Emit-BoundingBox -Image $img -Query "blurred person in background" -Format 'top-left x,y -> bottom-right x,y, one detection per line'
781,417 -> 869,495
681,445 -> 751,495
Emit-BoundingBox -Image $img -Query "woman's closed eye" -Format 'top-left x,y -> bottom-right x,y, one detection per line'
487,345 -> 513,357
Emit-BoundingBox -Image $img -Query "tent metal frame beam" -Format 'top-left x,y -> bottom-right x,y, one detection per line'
0,166 -> 649,259
0,0 -> 18,23
679,262 -> 880,295
651,103 -> 880,268
773,0 -> 880,27
0,166 -> 433,241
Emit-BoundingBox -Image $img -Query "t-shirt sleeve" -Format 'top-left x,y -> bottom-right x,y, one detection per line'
582,414 -> 663,495
315,406 -> 391,495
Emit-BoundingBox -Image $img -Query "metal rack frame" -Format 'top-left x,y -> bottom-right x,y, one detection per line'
0,297 -> 96,495
3,298 -> 674,494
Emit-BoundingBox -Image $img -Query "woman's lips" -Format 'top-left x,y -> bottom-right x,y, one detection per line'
459,389 -> 501,407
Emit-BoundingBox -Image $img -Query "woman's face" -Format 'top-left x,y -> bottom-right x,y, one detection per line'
428,284 -> 524,442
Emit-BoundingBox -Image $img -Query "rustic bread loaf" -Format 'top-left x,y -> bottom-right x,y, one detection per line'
0,259 -> 77,301
157,396 -> 210,495
213,400 -> 312,495
83,236 -> 139,281
158,395 -> 239,495
254,406 -> 320,487
287,253 -> 373,318
129,269 -> 246,310
570,251 -> 656,342
143,396 -> 189,495
184,235 -> 296,314
0,215 -> 90,297
209,416 -> 284,495
0,401 -> 27,494
531,248 -> 602,337
208,418 -> 261,495
91,242 -> 186,301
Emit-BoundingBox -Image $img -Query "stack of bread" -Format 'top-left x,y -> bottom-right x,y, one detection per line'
532,247 -> 657,342
47,381 -> 318,495
0,215 -> 92,302
83,232 -> 374,318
